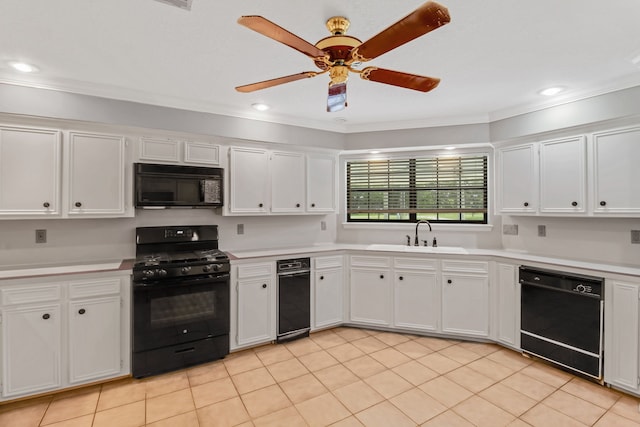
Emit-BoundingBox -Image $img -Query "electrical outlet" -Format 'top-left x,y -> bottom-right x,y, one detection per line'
538,225 -> 546,237
503,224 -> 519,236
35,229 -> 47,244
631,230 -> 640,244
320,221 -> 327,231
237,224 -> 244,235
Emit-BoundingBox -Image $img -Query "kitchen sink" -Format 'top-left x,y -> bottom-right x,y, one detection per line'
366,244 -> 468,254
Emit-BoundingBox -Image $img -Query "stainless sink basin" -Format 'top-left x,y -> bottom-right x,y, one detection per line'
366,244 -> 468,254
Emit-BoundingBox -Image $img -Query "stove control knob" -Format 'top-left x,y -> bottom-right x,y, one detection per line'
157,269 -> 168,277
143,270 -> 155,277
576,284 -> 587,293
212,264 -> 222,272
181,266 -> 191,275
202,265 -> 213,273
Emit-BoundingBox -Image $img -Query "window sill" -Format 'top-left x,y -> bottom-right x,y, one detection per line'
340,222 -> 494,232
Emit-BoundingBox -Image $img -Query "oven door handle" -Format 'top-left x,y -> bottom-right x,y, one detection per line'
133,273 -> 230,289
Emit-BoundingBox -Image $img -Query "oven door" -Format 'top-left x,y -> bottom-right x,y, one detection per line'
133,274 -> 229,353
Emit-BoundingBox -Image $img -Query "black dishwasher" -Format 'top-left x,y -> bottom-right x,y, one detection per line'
277,258 -> 311,343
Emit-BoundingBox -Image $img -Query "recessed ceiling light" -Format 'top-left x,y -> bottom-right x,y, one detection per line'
539,86 -> 565,96
251,103 -> 270,111
9,61 -> 39,73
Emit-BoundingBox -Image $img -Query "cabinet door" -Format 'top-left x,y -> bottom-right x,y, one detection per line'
314,268 -> 343,329
67,132 -> 126,216
237,277 -> 273,346
349,268 -> 391,326
139,137 -> 180,162
0,126 -> 61,216
394,270 -> 438,332
495,263 -> 519,348
184,141 -> 220,165
68,296 -> 121,384
497,144 -> 537,213
442,273 -> 489,337
271,151 -> 305,213
307,154 -> 336,212
2,304 -> 61,397
592,127 -> 640,214
540,136 -> 586,214
229,147 -> 269,214
604,280 -> 639,392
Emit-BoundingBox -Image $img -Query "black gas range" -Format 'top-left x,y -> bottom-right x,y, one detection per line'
132,225 -> 230,378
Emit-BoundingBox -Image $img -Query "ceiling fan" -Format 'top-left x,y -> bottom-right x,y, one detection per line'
235,1 -> 450,112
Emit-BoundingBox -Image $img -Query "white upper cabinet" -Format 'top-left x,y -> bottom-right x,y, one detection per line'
0,126 -> 61,217
271,151 -> 305,213
139,137 -> 220,165
539,136 -> 587,214
497,144 -> 538,214
307,154 -> 336,212
67,132 -> 129,217
229,147 -> 270,214
592,126 -> 640,215
228,147 -> 337,216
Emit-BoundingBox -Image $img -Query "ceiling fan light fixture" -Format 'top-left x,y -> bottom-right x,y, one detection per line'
251,103 -> 270,111
9,61 -> 39,73
539,86 -> 565,96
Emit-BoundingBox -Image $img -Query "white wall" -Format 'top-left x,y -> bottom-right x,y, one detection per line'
0,211 -> 336,268
501,216 -> 640,267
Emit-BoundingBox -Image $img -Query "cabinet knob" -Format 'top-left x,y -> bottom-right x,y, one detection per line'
43,202 -> 50,208
258,203 -> 263,208
311,203 -> 316,208
78,308 -> 86,315
319,276 -> 324,280
379,274 -> 384,279
262,283 -> 267,289
523,202 -> 529,207
42,313 -> 50,320
399,276 -> 404,281
447,279 -> 453,284
600,201 -> 607,206
571,201 -> 578,207
296,203 -> 301,208
75,202 -> 82,208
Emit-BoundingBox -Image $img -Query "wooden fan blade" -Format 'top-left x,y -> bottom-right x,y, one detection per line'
349,1 -> 450,62
360,67 -> 440,92
238,16 -> 327,59
235,72 -> 319,93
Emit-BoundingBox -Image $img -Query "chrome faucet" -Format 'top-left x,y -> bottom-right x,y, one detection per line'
414,220 -> 432,246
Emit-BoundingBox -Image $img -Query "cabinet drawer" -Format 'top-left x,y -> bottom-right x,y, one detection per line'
69,278 -> 121,299
393,257 -> 438,271
441,260 -> 489,274
350,256 -> 391,268
2,285 -> 61,306
315,255 -> 343,270
237,263 -> 274,279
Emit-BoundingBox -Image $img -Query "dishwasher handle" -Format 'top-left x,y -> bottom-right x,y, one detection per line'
277,270 -> 310,277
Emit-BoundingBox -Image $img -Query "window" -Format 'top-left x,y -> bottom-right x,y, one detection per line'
346,155 -> 488,223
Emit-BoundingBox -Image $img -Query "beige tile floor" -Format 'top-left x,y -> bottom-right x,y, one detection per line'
2,327 -> 640,427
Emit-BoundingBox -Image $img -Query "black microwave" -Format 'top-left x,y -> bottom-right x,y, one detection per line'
134,163 -> 223,208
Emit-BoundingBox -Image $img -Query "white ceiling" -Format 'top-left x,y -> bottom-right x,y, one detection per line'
2,0 -> 640,133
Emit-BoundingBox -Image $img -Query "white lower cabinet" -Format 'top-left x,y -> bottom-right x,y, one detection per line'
234,262 -> 275,349
0,272 -> 130,402
393,258 -> 438,332
495,263 -> 520,348
2,303 -> 62,397
605,279 -> 640,394
68,296 -> 121,384
313,255 -> 344,330
349,256 -> 392,326
441,260 -> 490,337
